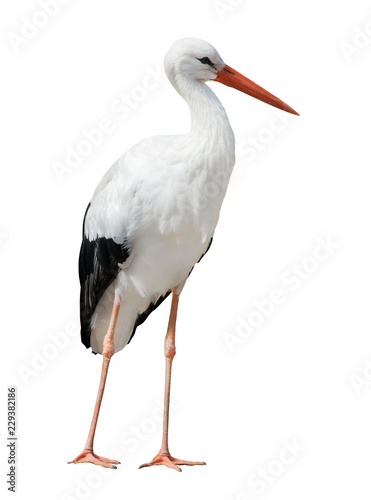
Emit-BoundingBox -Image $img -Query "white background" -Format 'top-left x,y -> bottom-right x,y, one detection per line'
1,0 -> 371,499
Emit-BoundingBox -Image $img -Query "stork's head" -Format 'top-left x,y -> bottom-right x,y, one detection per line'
164,38 -> 225,85
164,37 -> 299,116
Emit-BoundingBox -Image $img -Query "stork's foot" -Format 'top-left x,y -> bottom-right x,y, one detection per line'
68,449 -> 120,469
139,451 -> 206,472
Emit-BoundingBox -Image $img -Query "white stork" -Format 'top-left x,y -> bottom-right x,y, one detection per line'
68,37 -> 298,471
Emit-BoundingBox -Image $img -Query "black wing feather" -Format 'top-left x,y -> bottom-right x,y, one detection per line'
79,203 -> 130,349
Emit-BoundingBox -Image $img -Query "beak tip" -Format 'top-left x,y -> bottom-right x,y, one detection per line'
282,102 -> 299,116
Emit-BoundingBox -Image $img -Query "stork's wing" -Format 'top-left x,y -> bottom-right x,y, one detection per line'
79,203 -> 130,348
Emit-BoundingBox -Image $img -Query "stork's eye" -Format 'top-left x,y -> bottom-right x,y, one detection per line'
197,57 -> 214,67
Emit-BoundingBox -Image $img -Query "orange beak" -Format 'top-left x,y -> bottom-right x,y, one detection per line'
216,65 -> 299,116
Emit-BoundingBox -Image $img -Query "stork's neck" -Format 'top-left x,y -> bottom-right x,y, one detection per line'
179,78 -> 235,165
189,81 -> 233,135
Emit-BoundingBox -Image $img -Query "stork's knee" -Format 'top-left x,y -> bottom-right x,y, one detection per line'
164,338 -> 176,360
103,336 -> 115,360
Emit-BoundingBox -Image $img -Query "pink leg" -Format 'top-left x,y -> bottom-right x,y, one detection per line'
139,290 -> 206,472
68,301 -> 121,469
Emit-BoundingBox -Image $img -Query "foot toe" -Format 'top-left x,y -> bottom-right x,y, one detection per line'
139,453 -> 205,471
68,450 -> 120,469
173,459 -> 206,466
95,455 -> 120,464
